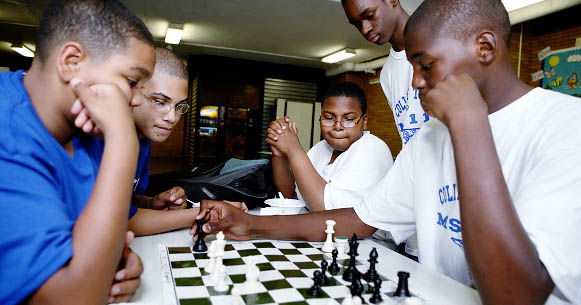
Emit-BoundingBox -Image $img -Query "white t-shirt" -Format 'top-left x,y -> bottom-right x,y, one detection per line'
355,88 -> 581,304
296,131 -> 393,210
380,47 -> 430,147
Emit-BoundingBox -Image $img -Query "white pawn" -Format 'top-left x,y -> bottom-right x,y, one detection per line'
214,265 -> 229,292
243,256 -> 260,291
231,286 -> 244,305
206,242 -> 216,274
322,220 -> 336,253
341,292 -> 354,305
352,296 -> 362,305
335,236 -> 349,260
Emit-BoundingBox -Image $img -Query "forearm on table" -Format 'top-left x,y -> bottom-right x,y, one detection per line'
287,147 -> 326,211
31,136 -> 139,305
129,208 -> 199,236
271,155 -> 296,198
449,117 -> 553,305
132,193 -> 153,209
251,208 -> 375,241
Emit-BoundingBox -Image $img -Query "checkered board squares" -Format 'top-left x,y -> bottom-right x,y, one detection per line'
163,241 -> 415,305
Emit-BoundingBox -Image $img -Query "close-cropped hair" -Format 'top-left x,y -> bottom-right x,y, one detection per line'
154,47 -> 188,81
405,0 -> 511,46
36,0 -> 154,63
323,82 -> 367,114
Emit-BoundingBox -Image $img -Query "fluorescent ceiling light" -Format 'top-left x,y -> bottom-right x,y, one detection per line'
165,23 -> 184,44
322,48 -> 356,63
502,0 -> 544,12
11,44 -> 34,57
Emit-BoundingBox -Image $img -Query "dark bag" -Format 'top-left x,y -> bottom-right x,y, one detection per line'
146,157 -> 275,209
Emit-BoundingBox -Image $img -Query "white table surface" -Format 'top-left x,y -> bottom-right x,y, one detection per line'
121,226 -> 482,305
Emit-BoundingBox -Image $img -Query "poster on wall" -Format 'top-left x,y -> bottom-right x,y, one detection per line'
541,46 -> 581,98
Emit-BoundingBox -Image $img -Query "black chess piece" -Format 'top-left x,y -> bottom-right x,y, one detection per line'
394,271 -> 411,297
350,272 -> 364,298
342,234 -> 360,281
329,249 -> 340,274
192,218 -> 208,252
320,260 -> 330,285
308,270 -> 323,297
364,247 -> 379,282
369,278 -> 383,304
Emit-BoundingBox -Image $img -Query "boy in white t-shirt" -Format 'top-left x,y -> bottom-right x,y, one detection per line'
266,82 -> 393,211
193,0 -> 581,304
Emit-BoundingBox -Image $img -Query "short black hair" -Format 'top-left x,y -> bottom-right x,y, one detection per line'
404,0 -> 511,46
36,0 -> 154,63
154,47 -> 188,81
323,82 -> 367,114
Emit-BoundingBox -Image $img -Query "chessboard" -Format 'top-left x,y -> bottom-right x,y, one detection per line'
160,240 -> 422,305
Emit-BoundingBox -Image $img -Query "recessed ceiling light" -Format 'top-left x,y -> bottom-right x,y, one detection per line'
502,0 -> 544,12
11,44 -> 34,57
165,23 -> 184,45
322,48 -> 356,64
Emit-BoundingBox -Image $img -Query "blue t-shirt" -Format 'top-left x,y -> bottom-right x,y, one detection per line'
0,71 -> 97,305
83,136 -> 151,217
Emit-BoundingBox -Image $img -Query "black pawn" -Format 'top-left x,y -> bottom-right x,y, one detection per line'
369,278 -> 383,304
364,247 -> 379,282
192,218 -> 208,252
308,270 -> 323,296
394,271 -> 411,297
329,249 -> 340,274
320,260 -> 329,285
342,234 -> 360,282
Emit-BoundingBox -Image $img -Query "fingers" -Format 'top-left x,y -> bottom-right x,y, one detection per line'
169,187 -> 186,205
107,277 -> 140,303
116,249 -> 142,281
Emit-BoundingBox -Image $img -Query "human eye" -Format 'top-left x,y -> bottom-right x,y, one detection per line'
127,78 -> 138,88
421,62 -> 433,71
153,100 -> 167,107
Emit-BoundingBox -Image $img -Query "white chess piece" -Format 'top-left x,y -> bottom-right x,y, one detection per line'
215,231 -> 226,251
335,237 -> 349,260
341,292 -> 354,305
352,296 -> 362,305
214,265 -> 229,292
243,256 -> 260,291
210,245 -> 225,285
231,286 -> 244,305
322,220 -> 336,253
206,242 -> 216,274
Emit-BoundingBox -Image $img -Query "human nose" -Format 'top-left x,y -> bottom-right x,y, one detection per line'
129,88 -> 143,107
333,119 -> 344,131
361,20 -> 372,36
412,70 -> 427,90
163,107 -> 177,123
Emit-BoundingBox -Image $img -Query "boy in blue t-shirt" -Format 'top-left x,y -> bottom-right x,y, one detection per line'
0,0 -> 156,304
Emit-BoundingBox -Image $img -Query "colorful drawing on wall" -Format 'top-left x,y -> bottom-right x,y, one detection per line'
541,46 -> 581,97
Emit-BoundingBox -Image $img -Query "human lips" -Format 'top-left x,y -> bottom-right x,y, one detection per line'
155,125 -> 173,134
367,34 -> 380,43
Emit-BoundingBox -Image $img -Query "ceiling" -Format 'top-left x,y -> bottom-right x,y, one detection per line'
0,0 -> 578,70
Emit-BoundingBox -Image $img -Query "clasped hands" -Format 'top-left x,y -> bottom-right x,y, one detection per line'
265,116 -> 302,157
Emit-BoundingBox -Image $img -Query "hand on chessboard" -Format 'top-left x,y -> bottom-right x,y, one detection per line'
190,200 -> 253,241
151,186 -> 187,210
108,231 -> 143,303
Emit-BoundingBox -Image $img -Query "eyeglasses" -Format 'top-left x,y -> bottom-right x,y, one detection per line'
319,115 -> 364,128
142,93 -> 189,115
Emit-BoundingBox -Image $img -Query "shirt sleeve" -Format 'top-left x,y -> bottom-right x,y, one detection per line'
0,153 -> 73,304
323,137 -> 393,210
354,139 -> 417,244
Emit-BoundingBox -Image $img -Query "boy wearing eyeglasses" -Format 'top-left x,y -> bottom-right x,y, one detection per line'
84,47 -> 247,236
266,82 -> 393,212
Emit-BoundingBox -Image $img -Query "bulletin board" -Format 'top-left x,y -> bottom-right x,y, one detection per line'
541,46 -> 581,98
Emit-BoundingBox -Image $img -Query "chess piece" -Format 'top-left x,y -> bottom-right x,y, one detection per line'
205,242 -> 217,274
214,265 -> 229,292
349,273 -> 364,298
320,260 -> 329,285
230,286 -> 243,305
210,244 -> 225,285
329,249 -> 341,274
341,291 -> 354,305
193,218 -> 208,252
308,270 -> 323,297
352,296 -> 363,305
369,278 -> 383,304
243,257 -> 260,291
364,248 -> 379,282
342,234 -> 359,282
394,271 -> 411,297
334,236 -> 349,260
322,220 -> 336,252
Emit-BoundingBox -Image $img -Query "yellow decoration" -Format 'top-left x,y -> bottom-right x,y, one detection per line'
548,56 -> 560,67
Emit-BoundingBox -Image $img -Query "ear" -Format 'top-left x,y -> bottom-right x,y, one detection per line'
475,31 -> 497,66
55,42 -> 87,84
388,0 -> 399,7
362,113 -> 369,130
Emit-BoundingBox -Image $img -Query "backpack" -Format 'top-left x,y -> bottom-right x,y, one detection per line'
146,157 -> 276,209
